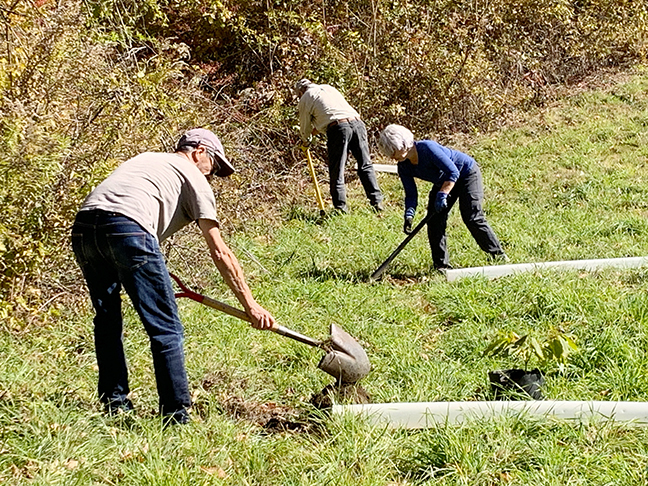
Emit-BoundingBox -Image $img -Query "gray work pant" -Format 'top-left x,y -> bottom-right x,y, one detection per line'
427,165 -> 504,268
326,119 -> 382,210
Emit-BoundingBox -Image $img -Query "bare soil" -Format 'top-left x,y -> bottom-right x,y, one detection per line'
198,372 -> 371,432
310,383 -> 371,409
200,371 -> 312,433
221,395 -> 312,433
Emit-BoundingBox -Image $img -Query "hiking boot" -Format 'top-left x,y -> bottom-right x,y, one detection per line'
104,399 -> 134,416
163,408 -> 191,426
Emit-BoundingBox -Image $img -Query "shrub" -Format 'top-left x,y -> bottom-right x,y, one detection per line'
86,0 -> 648,134
1,0 -> 647,325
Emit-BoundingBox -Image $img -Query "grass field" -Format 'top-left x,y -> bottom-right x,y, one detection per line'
3,68 -> 648,485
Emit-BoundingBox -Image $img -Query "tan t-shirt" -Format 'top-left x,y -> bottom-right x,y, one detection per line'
80,152 -> 218,241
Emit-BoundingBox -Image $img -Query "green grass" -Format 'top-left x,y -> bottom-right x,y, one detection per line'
4,69 -> 648,484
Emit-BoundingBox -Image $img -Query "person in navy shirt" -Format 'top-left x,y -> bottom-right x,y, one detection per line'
378,124 -> 507,271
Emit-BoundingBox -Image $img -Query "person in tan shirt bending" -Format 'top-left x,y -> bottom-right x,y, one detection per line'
71,128 -> 275,424
296,79 -> 383,213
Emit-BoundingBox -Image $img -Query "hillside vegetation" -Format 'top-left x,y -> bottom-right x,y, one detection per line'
1,0 -> 647,321
3,2 -> 648,483
3,68 -> 648,484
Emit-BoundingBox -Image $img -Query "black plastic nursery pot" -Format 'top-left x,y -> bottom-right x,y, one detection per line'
488,368 -> 545,400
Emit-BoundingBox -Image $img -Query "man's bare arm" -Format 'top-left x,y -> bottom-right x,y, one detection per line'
199,219 -> 275,330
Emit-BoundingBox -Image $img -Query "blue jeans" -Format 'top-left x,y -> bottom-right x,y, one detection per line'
326,119 -> 383,210
71,209 -> 190,415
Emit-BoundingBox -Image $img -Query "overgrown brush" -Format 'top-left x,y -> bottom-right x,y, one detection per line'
0,2 -> 304,327
89,0 -> 648,133
1,0 -> 647,325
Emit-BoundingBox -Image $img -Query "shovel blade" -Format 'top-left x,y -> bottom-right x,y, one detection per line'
317,324 -> 371,384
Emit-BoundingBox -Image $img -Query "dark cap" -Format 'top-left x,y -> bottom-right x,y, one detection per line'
176,128 -> 235,177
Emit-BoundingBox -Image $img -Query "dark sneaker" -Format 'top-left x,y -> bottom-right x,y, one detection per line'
163,408 -> 191,425
104,399 -> 134,416
489,253 -> 510,264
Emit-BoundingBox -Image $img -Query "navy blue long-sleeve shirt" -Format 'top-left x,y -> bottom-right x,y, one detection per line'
397,140 -> 475,218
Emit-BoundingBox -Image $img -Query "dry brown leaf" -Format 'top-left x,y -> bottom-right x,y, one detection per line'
200,466 -> 228,478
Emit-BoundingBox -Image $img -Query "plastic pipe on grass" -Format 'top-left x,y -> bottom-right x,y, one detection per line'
332,401 -> 648,428
355,163 -> 398,174
445,256 -> 648,282
372,164 -> 398,174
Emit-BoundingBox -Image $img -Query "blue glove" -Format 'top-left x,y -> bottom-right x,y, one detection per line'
434,192 -> 448,213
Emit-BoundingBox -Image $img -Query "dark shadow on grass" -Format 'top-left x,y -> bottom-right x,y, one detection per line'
372,268 -> 445,285
386,269 -> 435,281
283,205 -> 327,224
299,263 -> 444,284
299,265 -> 372,283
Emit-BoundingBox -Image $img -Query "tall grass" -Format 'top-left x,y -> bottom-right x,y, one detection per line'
3,70 -> 648,484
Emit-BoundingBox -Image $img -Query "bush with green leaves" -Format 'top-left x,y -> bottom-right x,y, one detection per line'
87,0 -> 648,134
0,2 -> 275,326
484,329 -> 579,372
2,0 -> 648,325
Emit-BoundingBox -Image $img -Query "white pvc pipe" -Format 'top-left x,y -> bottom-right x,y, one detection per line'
445,256 -> 648,282
366,163 -> 398,174
332,401 -> 648,428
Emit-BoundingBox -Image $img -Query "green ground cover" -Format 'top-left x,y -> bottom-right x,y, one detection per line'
2,69 -> 648,484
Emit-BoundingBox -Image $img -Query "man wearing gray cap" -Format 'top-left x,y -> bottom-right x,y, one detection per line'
71,128 -> 275,424
295,79 -> 383,213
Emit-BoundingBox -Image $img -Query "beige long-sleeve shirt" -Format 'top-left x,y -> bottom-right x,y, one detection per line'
298,84 -> 360,142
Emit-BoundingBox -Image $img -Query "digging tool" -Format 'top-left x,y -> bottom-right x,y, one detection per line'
371,212 -> 434,280
303,147 -> 326,217
169,273 -> 370,384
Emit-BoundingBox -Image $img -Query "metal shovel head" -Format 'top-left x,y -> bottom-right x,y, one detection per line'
317,324 -> 371,384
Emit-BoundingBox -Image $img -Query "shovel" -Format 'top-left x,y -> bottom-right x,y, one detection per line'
371,212 -> 434,280
169,273 -> 370,384
303,147 -> 327,217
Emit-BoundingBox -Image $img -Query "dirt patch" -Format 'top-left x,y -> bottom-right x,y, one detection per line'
198,371 -> 371,431
310,383 -> 371,409
199,371 -> 313,433
221,396 -> 312,433
201,371 -> 248,393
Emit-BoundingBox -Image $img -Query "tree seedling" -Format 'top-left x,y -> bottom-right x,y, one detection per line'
484,328 -> 578,372
484,328 -> 578,399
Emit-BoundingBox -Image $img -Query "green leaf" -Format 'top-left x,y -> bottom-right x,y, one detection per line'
512,334 -> 528,348
530,337 -> 545,360
563,335 -> 578,351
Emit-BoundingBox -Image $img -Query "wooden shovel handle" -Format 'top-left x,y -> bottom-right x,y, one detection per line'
170,272 -> 253,321
169,272 -> 289,333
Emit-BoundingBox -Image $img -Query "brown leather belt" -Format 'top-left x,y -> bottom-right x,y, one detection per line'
328,117 -> 359,128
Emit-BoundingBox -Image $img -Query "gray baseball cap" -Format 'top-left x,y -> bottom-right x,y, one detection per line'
176,128 -> 235,177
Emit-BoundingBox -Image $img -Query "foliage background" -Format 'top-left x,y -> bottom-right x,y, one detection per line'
1,0 -> 647,322
3,1 -> 648,484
